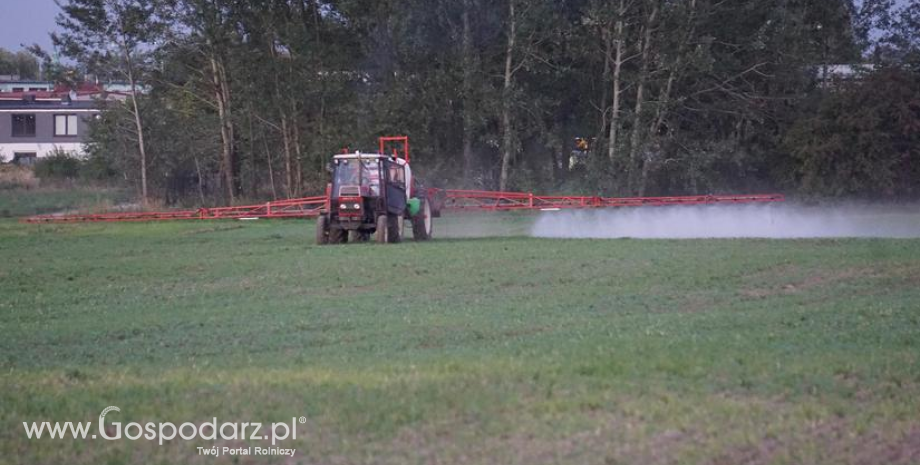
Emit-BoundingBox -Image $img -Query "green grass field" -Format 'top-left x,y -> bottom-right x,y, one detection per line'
1,215 -> 918,464
0,187 -> 132,218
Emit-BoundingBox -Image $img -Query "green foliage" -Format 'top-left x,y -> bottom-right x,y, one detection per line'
55,0 -> 920,203
1,219 -> 919,462
32,150 -> 83,180
31,149 -> 120,184
785,67 -> 920,197
78,150 -> 120,181
0,47 -> 40,79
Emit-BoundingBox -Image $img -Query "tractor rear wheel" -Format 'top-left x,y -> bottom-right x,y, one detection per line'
412,200 -> 432,241
375,215 -> 388,243
328,226 -> 347,244
315,215 -> 329,245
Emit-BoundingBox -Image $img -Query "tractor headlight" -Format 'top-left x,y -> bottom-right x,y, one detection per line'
353,203 -> 361,209
339,203 -> 347,210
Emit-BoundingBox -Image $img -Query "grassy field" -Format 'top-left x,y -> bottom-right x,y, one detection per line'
0,187 -> 133,218
0,215 -> 918,464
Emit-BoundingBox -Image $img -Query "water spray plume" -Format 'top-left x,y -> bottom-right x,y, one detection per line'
531,204 -> 920,239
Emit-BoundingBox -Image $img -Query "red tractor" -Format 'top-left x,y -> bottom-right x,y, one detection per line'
315,136 -> 443,244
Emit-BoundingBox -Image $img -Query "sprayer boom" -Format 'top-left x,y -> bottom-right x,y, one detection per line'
23,190 -> 783,223
437,190 -> 783,211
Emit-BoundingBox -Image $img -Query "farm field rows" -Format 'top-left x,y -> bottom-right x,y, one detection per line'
1,216 -> 918,464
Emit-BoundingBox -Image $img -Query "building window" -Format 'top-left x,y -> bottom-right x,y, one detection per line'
11,114 -> 36,137
12,153 -> 37,166
54,114 -> 79,136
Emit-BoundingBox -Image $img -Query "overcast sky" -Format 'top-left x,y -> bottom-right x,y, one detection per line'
0,0 -> 60,52
0,0 -> 913,53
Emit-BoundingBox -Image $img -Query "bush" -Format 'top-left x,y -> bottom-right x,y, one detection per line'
33,150 -> 83,180
79,151 -> 119,181
0,164 -> 39,190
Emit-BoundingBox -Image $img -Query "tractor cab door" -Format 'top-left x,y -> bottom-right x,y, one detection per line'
384,159 -> 407,215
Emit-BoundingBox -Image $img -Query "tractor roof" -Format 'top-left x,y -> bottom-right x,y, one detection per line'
333,153 -> 408,165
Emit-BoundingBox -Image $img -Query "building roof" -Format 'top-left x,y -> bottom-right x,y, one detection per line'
0,80 -> 53,85
0,82 -> 135,102
0,98 -> 100,111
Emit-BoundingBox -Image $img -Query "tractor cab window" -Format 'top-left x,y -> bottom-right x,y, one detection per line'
387,163 -> 405,188
361,160 -> 380,195
333,158 -> 381,197
334,159 -> 359,193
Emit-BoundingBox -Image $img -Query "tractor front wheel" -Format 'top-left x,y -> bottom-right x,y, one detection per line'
348,230 -> 369,242
375,215 -> 389,243
328,226 -> 347,244
315,215 -> 329,245
388,215 -> 402,243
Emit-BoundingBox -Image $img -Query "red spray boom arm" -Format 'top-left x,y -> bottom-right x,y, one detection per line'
22,190 -> 783,223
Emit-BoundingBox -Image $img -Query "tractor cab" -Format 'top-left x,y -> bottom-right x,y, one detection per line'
332,155 -> 382,198
317,136 -> 439,244
329,153 -> 412,223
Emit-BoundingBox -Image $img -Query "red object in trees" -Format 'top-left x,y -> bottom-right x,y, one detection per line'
378,136 -> 409,162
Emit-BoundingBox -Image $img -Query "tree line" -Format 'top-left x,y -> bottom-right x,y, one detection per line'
46,0 -> 920,205
0,48 -> 40,79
